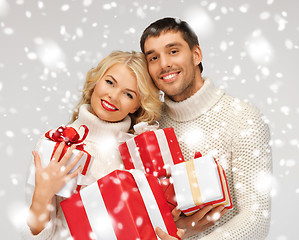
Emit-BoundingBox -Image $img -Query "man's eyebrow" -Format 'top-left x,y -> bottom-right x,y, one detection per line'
165,42 -> 183,48
144,50 -> 154,57
145,42 -> 183,57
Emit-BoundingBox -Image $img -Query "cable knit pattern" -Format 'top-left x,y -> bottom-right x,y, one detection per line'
159,78 -> 272,240
21,104 -> 131,240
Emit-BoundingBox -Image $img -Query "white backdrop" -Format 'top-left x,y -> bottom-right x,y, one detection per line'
1,0 -> 298,239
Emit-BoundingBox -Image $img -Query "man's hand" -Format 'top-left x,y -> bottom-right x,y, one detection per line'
172,205 -> 228,239
155,227 -> 184,240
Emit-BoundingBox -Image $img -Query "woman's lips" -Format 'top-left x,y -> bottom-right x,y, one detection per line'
101,99 -> 118,112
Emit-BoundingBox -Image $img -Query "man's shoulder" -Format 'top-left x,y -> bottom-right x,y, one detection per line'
220,94 -> 261,114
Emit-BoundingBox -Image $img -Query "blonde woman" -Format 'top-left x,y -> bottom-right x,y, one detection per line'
22,51 -> 178,239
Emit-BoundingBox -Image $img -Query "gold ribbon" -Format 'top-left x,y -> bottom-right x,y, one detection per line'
185,160 -> 203,206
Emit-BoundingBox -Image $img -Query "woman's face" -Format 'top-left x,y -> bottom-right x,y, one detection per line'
90,63 -> 140,122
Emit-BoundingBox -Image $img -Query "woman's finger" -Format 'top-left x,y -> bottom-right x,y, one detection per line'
64,151 -> 84,173
32,151 -> 41,169
65,165 -> 82,182
59,144 -> 76,166
51,142 -> 65,162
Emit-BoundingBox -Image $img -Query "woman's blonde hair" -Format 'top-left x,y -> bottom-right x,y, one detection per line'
70,51 -> 162,128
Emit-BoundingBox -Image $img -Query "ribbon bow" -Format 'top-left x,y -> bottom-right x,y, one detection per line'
45,125 -> 89,150
118,121 -> 159,143
133,121 -> 159,135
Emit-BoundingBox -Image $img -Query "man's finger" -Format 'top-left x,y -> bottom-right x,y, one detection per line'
156,227 -> 169,238
189,205 -> 213,222
177,228 -> 185,239
155,227 -> 178,240
200,205 -> 225,226
171,207 -> 182,222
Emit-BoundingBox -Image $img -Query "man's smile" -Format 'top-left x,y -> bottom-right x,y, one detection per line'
160,71 -> 180,83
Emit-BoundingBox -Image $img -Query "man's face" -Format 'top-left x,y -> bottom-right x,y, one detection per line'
144,31 -> 202,102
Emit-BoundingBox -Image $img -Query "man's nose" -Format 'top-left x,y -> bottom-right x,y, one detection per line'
160,54 -> 171,69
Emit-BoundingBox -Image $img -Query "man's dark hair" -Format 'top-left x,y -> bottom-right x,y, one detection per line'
140,17 -> 203,73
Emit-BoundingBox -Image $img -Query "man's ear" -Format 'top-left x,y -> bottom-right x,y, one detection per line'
192,45 -> 203,66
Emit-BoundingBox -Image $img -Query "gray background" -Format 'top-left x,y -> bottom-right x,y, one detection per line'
1,0 -> 298,239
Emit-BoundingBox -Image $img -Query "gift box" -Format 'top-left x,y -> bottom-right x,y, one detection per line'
60,169 -> 178,240
27,125 -> 92,198
170,154 -> 232,215
119,127 -> 184,178
159,177 -> 177,212
213,162 -> 233,209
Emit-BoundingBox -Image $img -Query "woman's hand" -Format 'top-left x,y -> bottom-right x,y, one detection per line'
28,142 -> 83,235
33,142 -> 83,200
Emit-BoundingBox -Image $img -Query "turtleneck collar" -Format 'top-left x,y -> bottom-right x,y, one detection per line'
164,78 -> 224,122
70,104 -> 131,142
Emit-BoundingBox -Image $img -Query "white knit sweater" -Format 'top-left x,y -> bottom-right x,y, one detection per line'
22,104 -> 131,240
159,78 -> 272,240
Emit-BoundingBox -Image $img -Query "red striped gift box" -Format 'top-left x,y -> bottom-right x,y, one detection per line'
119,128 -> 184,178
60,169 -> 179,240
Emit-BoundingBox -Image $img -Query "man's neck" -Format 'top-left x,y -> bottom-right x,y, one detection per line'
169,71 -> 204,102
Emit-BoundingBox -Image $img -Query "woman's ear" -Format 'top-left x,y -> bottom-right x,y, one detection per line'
192,45 -> 203,66
129,104 -> 141,114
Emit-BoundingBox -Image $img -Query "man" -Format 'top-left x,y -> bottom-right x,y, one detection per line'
141,17 -> 272,239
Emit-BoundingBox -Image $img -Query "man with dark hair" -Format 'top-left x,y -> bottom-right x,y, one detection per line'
141,17 -> 272,239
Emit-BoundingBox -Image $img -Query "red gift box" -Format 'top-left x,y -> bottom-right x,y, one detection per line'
159,177 -> 177,212
60,170 -> 179,240
119,127 -> 184,178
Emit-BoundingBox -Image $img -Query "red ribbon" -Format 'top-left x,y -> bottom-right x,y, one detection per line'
45,125 -> 91,193
45,125 -> 89,150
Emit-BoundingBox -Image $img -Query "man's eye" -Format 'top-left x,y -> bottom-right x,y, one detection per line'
105,79 -> 113,85
150,56 -> 158,61
170,50 -> 178,54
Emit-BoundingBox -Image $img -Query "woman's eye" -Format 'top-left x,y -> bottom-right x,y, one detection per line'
125,92 -> 133,99
105,79 -> 113,85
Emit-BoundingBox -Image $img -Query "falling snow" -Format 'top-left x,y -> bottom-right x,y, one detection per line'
1,1 -> 298,240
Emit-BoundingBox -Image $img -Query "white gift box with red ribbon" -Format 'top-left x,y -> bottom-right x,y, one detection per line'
119,127 -> 184,178
27,125 -> 92,198
27,139 -> 92,198
170,155 -> 232,215
60,169 -> 178,240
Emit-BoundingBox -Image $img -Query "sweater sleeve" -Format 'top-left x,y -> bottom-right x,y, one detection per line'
202,104 -> 272,240
20,137 -> 57,240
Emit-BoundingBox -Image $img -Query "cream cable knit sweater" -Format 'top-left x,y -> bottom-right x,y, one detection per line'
159,78 -> 272,240
22,104 -> 131,240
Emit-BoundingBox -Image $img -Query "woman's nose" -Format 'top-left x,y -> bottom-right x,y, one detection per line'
108,88 -> 121,100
